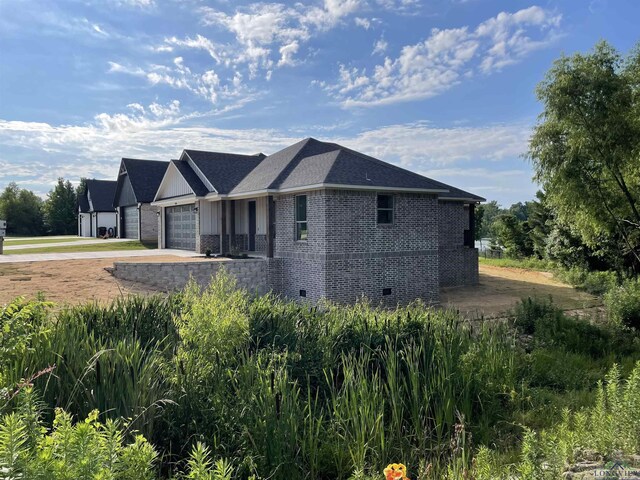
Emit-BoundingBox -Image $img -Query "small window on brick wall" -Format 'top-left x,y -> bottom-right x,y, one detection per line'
377,194 -> 394,224
295,195 -> 308,240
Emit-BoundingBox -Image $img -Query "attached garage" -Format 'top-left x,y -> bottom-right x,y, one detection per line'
165,205 -> 196,250
123,206 -> 139,239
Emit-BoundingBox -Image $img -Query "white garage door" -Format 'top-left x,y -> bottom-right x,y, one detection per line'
166,205 -> 196,250
123,206 -> 139,239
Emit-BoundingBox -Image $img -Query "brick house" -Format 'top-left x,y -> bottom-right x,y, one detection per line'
152,138 -> 483,305
113,158 -> 168,242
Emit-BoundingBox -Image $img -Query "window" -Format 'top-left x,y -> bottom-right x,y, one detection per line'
295,195 -> 308,240
377,194 -> 394,224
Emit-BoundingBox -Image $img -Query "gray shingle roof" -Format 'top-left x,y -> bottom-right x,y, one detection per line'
85,180 -> 117,212
171,160 -> 209,197
438,185 -> 485,202
184,150 -> 265,194
119,158 -> 168,203
231,138 -> 459,195
78,193 -> 90,213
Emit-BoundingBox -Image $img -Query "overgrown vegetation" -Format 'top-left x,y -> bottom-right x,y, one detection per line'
1,271 -> 639,479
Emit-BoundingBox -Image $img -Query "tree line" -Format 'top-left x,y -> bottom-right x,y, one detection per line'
477,40 -> 640,275
0,178 -> 85,236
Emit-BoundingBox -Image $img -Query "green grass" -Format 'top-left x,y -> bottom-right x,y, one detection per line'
4,241 -> 155,254
4,237 -> 98,246
479,256 -> 554,271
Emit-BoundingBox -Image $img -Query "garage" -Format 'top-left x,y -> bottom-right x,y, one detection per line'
165,204 -> 196,250
123,206 -> 139,239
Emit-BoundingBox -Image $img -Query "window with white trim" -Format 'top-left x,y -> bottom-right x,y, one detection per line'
377,194 -> 394,224
295,195 -> 308,240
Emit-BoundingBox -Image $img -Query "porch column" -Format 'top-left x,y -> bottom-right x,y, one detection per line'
220,200 -> 227,255
266,195 -> 275,258
229,200 -> 236,252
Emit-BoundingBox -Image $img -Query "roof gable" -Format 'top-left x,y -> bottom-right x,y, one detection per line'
117,158 -> 169,204
183,149 -> 266,194
155,160 -> 208,200
85,180 -> 117,212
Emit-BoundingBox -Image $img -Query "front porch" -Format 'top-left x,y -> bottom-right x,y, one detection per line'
193,196 -> 276,257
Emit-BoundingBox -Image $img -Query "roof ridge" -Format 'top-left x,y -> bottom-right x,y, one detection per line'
265,138 -> 317,189
334,146 -> 451,191
185,149 -> 265,157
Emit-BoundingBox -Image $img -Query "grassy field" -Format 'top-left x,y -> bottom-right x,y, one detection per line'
4,236 -> 99,246
4,241 -> 155,254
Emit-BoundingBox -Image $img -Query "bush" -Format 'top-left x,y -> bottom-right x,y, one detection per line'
0,390 -> 158,479
605,278 -> 640,330
555,267 -> 619,296
513,297 -> 619,358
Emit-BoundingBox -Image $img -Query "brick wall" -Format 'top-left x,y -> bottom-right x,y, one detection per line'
139,203 -> 159,243
198,235 -> 220,254
274,189 -> 441,305
111,258 -> 267,293
438,201 -> 479,287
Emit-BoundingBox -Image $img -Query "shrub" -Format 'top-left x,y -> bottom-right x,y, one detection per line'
0,389 -> 158,479
472,362 -> 640,478
512,297 -> 621,358
556,267 -> 619,296
605,278 -> 640,330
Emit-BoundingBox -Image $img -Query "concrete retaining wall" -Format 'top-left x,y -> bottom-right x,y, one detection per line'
111,258 -> 267,293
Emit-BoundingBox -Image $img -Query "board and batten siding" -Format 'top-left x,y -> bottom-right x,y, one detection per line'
156,164 -> 194,200
115,175 -> 137,207
231,197 -> 267,234
198,200 -> 220,235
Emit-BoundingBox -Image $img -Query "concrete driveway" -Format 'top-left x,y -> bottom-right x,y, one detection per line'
0,249 -> 198,263
3,238 -> 131,251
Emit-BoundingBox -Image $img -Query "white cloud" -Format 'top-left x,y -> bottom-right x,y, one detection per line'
322,6 -> 561,107
163,35 -> 226,64
372,37 -> 388,55
375,0 -> 420,14
0,108 -> 532,202
191,0 -> 362,76
331,121 -> 530,167
108,56 -> 251,106
110,0 -> 154,8
278,41 -> 300,67
354,17 -> 371,29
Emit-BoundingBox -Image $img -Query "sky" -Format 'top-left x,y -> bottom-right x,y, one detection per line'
0,0 -> 638,206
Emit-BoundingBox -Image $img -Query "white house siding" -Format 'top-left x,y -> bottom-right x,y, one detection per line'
93,212 -> 117,237
228,197 -> 267,235
199,199 -> 219,235
78,213 -> 92,237
156,164 -> 193,199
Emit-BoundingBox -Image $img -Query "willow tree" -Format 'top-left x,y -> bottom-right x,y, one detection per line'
529,41 -> 640,270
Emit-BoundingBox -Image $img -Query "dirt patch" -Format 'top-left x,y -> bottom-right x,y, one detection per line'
1,258 -> 602,315
441,264 -> 601,319
0,255 -> 218,306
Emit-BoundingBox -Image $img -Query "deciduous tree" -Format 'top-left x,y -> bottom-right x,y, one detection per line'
529,40 -> 640,270
0,183 -> 45,236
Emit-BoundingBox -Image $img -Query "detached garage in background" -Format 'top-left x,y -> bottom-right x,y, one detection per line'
77,180 -> 118,237
113,158 -> 168,243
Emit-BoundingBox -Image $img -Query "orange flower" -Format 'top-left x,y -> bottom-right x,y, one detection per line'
384,463 -> 408,480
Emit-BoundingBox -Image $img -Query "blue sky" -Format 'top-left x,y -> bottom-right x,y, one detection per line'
0,0 -> 638,206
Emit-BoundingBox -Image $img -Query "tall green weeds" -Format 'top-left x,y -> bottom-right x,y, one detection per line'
1,272 -> 639,478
